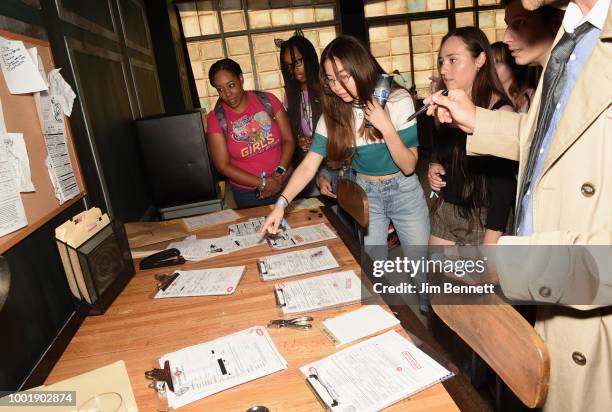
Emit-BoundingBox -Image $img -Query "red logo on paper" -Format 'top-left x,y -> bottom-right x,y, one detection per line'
295,235 -> 304,242
402,351 -> 422,369
256,328 -> 264,336
346,278 -> 352,289
174,368 -> 183,377
227,286 -> 233,293
396,367 -> 403,372
332,283 -> 338,288
309,367 -> 318,376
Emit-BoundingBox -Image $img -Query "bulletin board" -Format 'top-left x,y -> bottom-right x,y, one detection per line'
0,29 -> 85,254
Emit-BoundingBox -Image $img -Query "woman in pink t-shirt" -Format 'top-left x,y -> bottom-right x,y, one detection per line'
206,59 -> 295,209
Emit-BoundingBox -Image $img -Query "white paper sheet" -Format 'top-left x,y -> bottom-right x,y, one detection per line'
48,69 -> 76,116
275,270 -> 365,315
322,305 -> 400,347
300,330 -> 454,412
154,266 -> 246,298
0,146 -> 27,237
44,131 -> 78,203
167,232 -> 266,261
183,209 -> 240,231
268,223 -> 337,250
1,133 -> 34,192
0,37 -> 47,94
160,326 -> 288,409
227,217 -> 274,236
258,246 -> 339,281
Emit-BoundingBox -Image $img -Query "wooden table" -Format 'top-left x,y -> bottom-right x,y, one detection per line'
45,206 -> 459,411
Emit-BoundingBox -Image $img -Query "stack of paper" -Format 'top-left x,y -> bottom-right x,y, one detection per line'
258,246 -> 339,281
182,209 -> 240,231
267,223 -> 337,250
300,330 -> 454,412
274,270 -> 366,315
321,305 -> 400,347
154,266 -> 246,298
160,326 -> 287,409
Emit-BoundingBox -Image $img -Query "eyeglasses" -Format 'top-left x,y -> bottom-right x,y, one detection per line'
323,73 -> 352,88
284,58 -> 304,72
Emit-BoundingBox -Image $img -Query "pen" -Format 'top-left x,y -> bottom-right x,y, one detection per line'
405,89 -> 449,123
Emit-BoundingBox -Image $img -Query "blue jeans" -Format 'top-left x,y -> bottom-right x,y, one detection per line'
356,173 -> 430,308
231,184 -> 278,209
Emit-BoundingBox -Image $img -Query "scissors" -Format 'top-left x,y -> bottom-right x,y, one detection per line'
267,316 -> 313,330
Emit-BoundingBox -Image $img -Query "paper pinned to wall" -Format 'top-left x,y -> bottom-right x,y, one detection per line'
0,37 -> 47,94
0,146 -> 27,237
0,133 -> 34,192
0,96 -> 6,135
48,69 -> 76,116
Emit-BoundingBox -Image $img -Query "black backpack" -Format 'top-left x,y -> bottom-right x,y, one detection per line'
213,91 -> 275,137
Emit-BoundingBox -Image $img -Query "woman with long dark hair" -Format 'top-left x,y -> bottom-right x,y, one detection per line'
428,27 -> 516,246
491,41 -> 534,112
262,35 -> 430,306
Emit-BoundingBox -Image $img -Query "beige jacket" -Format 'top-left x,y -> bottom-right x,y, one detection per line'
465,4 -> 612,411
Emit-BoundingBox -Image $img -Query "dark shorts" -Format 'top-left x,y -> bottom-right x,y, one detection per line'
430,200 -> 487,245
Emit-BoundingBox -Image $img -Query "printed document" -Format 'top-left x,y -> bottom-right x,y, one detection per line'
322,305 -> 400,347
0,146 -> 27,237
154,266 -> 246,298
268,223 -> 336,250
1,133 -> 34,192
160,326 -> 287,409
228,216 -> 281,236
300,330 -> 454,412
275,270 -> 365,315
0,37 -> 47,94
182,209 -> 240,231
167,233 -> 265,261
258,246 -> 339,281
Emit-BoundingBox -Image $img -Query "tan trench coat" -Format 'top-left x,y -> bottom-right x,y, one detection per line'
465,4 -> 612,411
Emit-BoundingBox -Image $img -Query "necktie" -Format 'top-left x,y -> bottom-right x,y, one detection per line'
514,22 -> 595,234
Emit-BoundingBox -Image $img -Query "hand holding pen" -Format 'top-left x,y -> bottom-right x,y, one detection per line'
423,89 -> 477,134
405,89 -> 449,123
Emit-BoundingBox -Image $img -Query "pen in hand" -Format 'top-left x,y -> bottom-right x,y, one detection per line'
405,89 -> 449,123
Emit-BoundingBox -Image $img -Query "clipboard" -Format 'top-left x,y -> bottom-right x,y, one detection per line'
300,330 -> 458,412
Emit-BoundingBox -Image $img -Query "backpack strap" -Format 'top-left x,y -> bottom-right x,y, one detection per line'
213,100 -> 228,137
254,91 -> 275,120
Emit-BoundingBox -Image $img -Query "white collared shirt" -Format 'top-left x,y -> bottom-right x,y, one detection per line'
563,0 -> 610,32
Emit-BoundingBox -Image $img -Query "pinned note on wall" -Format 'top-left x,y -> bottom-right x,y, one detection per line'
0,37 -> 47,94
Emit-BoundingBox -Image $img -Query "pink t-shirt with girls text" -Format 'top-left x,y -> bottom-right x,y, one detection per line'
207,91 -> 284,189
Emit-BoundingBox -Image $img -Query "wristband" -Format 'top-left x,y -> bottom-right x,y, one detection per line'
276,196 -> 289,209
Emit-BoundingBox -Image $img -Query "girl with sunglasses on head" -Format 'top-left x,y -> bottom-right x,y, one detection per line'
263,35 -> 430,306
206,58 -> 295,209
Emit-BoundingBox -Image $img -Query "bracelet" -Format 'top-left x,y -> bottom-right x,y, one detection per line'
276,194 -> 289,209
276,197 -> 288,209
279,194 -> 289,205
259,171 -> 267,192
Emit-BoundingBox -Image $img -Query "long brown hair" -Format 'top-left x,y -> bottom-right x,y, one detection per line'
319,35 -> 388,168
491,41 -> 531,110
434,27 -> 513,232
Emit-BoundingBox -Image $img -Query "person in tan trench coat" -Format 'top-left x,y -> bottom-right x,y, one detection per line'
425,0 -> 612,410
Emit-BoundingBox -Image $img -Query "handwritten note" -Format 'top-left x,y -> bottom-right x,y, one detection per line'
0,37 -> 47,94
